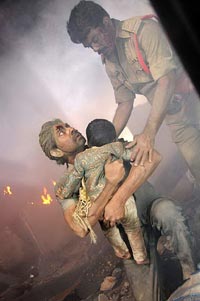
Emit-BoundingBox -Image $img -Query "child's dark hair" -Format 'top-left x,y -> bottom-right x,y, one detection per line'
86,119 -> 116,147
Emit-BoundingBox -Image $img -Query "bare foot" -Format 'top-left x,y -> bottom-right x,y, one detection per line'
114,249 -> 131,259
136,258 -> 150,265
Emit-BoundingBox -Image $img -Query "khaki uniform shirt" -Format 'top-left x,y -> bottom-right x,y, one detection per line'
104,17 -> 181,104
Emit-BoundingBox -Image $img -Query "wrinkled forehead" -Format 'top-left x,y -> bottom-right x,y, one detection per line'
52,123 -> 70,137
55,122 -> 70,128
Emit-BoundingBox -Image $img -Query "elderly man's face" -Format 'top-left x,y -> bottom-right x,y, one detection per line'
53,123 -> 86,155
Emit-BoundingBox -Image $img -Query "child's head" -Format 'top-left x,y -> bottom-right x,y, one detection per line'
86,119 -> 116,147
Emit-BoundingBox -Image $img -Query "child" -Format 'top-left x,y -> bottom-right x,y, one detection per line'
59,119 -> 148,264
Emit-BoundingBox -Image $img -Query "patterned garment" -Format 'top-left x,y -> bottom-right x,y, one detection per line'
59,141 -> 132,202
57,140 -> 147,262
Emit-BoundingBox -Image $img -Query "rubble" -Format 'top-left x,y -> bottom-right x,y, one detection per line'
100,276 -> 117,291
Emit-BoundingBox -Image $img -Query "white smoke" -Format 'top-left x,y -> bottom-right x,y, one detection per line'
0,0 -> 154,186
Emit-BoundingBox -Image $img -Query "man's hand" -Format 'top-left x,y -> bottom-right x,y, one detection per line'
105,156 -> 125,186
104,200 -> 125,227
126,132 -> 155,166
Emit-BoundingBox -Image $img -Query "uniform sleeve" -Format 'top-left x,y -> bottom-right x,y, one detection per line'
104,59 -> 136,104
139,20 -> 177,81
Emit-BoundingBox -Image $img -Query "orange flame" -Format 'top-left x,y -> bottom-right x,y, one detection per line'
4,186 -> 12,195
41,187 -> 53,205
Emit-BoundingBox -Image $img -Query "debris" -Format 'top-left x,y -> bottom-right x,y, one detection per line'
98,293 -> 109,301
100,276 -> 117,291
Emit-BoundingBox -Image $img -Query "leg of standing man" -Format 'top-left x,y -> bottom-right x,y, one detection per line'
124,181 -> 195,301
166,91 -> 200,189
150,198 -> 195,280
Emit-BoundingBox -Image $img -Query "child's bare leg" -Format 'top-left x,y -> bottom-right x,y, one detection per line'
122,197 -> 149,264
126,227 -> 149,264
100,222 -> 131,259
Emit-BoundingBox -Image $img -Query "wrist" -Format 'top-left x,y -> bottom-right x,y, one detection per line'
106,179 -> 120,188
102,181 -> 117,198
143,125 -> 156,139
110,191 -> 126,207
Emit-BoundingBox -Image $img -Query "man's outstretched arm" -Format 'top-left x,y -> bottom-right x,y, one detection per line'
129,71 -> 176,166
104,150 -> 162,226
113,99 -> 134,137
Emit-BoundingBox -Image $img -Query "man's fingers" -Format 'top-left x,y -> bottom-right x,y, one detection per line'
130,147 -> 139,162
132,149 -> 153,166
133,150 -> 144,166
104,216 -> 116,227
140,152 -> 148,166
149,149 -> 153,162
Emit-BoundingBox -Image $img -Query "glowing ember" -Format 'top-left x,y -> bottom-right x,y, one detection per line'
41,187 -> 53,205
4,186 -> 12,195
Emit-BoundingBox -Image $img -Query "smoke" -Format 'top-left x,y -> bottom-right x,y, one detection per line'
0,0 -> 154,187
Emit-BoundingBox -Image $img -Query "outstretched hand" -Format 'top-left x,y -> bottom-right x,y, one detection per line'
126,132 -> 155,166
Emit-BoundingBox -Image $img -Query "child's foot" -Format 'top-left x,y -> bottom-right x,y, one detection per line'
136,258 -> 150,265
114,249 -> 131,259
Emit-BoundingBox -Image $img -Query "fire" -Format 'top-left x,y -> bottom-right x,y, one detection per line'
41,187 -> 53,205
2,183 -> 55,206
4,186 -> 12,195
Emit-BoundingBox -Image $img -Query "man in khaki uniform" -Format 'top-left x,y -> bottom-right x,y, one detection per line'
67,1 -> 200,216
